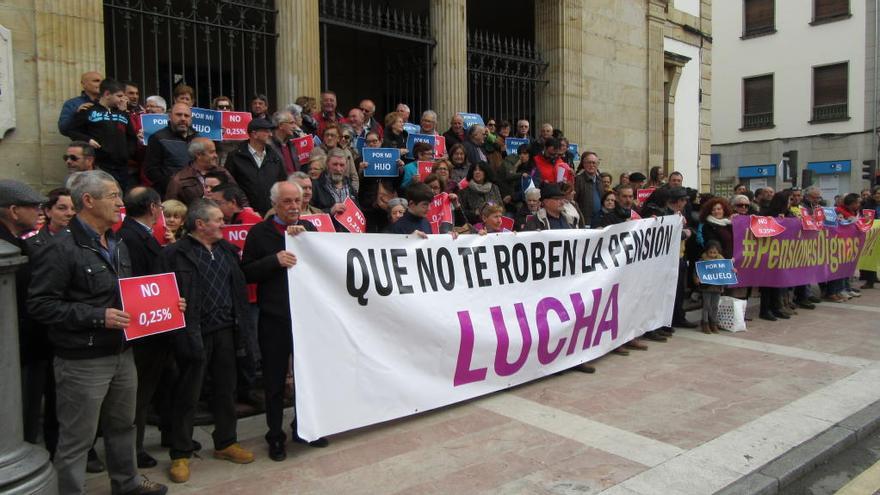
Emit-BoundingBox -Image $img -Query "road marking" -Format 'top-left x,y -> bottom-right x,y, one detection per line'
835,458 -> 880,495
676,331 -> 875,369
478,393 -> 684,467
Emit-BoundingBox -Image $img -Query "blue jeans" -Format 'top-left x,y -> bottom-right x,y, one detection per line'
54,350 -> 140,495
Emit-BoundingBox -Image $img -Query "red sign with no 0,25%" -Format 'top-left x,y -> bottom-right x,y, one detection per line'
118,272 -> 186,341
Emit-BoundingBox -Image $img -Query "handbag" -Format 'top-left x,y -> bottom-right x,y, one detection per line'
716,296 -> 747,332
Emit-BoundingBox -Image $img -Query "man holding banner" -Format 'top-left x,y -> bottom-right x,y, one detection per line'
241,181 -> 323,462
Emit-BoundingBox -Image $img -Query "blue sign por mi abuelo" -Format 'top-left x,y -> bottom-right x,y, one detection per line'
696,259 -> 738,285
459,113 -> 484,129
362,148 -> 400,177
406,133 -> 436,155
821,207 -> 839,227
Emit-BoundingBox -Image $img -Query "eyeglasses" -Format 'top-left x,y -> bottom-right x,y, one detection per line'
735,203 -> 749,208
341,135 -> 352,140
63,154 -> 81,161
217,105 -> 232,110
359,108 -> 372,113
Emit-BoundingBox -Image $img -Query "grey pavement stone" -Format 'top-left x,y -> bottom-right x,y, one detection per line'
714,472 -> 777,495
837,398 -> 880,440
759,426 -> 856,487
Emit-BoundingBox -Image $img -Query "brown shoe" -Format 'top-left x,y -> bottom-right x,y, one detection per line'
624,339 -> 648,350
574,363 -> 596,373
710,323 -> 720,333
701,322 -> 711,334
213,443 -> 254,464
169,458 -> 190,484
611,348 -> 630,356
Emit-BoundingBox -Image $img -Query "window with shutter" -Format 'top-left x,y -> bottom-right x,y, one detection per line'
742,75 -> 774,130
813,0 -> 850,23
812,63 -> 848,122
743,0 -> 775,38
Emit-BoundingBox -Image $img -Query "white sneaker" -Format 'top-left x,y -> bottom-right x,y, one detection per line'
848,290 -> 861,298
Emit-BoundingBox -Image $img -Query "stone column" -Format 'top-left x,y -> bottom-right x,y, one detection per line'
0,241 -> 56,494
276,0 -> 321,107
535,0 -> 584,148
646,0 -> 667,172
430,0 -> 467,124
34,0 -> 105,186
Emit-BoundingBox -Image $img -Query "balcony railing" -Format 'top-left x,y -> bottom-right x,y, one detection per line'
743,111 -> 773,129
811,103 -> 848,122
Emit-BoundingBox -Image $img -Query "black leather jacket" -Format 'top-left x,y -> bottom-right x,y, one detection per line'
28,218 -> 132,360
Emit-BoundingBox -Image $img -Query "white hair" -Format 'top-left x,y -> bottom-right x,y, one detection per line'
525,188 -> 542,200
69,170 -> 118,211
145,95 -> 167,112
270,180 -> 303,205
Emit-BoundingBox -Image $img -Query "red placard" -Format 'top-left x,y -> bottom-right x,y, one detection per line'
434,135 -> 446,157
152,210 -> 168,246
749,215 -> 786,238
427,193 -> 453,225
418,161 -> 435,181
800,207 -> 819,231
112,206 -> 127,232
458,178 -> 469,190
637,188 -> 655,205
857,209 -> 876,233
813,207 -> 826,230
292,136 -> 314,163
119,273 -> 186,341
630,209 -> 642,220
300,213 -> 335,233
333,197 -> 366,233
500,216 -> 515,231
222,224 -> 256,253
221,111 -> 252,141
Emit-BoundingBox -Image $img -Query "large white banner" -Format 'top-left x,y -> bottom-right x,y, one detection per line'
287,217 -> 683,441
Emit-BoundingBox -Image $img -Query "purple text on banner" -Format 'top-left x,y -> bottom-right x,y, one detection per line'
190,108 -> 222,141
362,148 -> 400,177
141,114 -> 169,144
460,113 -> 484,129
505,137 -> 529,152
732,215 -> 865,287
406,133 -> 436,156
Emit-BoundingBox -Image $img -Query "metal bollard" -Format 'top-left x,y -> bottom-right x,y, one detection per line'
0,240 -> 57,494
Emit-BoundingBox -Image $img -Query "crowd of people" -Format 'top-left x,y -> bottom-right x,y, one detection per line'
1,70 -> 877,495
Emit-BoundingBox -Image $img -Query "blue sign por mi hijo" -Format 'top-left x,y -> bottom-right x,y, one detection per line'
696,259 -> 738,285
362,148 -> 400,177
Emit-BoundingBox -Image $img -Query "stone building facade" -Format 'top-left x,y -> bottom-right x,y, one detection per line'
0,0 -> 711,192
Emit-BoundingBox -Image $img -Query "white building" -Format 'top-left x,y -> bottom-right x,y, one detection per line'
711,0 -> 877,199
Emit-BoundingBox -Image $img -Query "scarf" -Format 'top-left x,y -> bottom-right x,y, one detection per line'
469,181 -> 493,194
706,215 -> 732,227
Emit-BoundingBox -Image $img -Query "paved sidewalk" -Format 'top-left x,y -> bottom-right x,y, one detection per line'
86,288 -> 880,494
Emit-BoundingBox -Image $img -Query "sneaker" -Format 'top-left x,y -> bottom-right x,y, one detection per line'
848,290 -> 861,298
126,475 -> 168,494
168,459 -> 190,484
213,443 -> 255,464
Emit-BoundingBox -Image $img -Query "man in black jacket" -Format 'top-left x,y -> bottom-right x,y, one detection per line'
66,79 -> 136,191
155,198 -> 254,484
225,118 -> 286,215
242,181 -> 322,462
310,148 -> 360,232
143,103 -> 197,196
117,186 -> 172,468
28,171 -> 169,495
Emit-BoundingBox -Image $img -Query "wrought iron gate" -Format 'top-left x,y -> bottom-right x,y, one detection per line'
467,31 -> 547,127
318,0 -> 434,119
103,0 -> 278,110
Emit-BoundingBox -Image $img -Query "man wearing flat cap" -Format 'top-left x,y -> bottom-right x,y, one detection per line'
524,183 -> 579,231
0,179 -> 46,410
224,118 -> 286,215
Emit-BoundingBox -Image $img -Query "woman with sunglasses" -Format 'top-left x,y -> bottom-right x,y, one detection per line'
309,122 -> 359,193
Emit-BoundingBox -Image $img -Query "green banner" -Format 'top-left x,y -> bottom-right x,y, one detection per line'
857,220 -> 880,272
